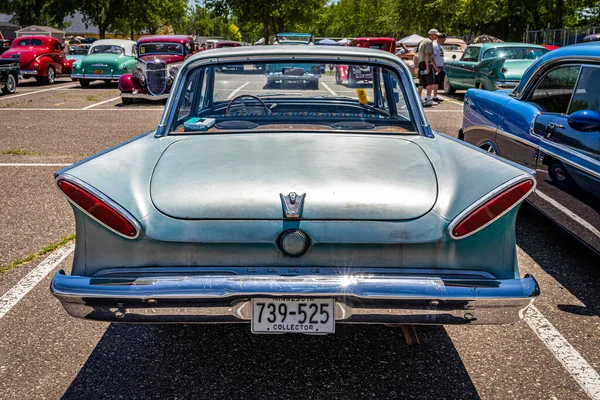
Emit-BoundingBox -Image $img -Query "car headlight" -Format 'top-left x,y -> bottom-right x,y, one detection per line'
132,66 -> 145,81
169,66 -> 179,78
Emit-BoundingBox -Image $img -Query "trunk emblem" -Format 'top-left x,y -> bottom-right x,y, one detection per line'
280,192 -> 305,219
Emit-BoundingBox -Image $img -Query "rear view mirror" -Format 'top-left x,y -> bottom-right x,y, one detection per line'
568,110 -> 600,132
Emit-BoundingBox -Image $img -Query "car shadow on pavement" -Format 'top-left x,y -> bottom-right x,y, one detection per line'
516,206 -> 600,317
62,323 -> 480,399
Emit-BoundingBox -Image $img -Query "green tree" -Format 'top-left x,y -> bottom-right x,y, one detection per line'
0,0 -> 74,28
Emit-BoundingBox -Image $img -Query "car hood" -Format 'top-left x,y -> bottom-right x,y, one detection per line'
150,134 -> 438,220
139,54 -> 184,64
79,53 -> 130,68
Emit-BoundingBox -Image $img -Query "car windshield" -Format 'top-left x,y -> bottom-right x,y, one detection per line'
16,39 -> 43,47
139,42 -> 183,55
482,47 -> 548,60
169,60 -> 415,135
90,45 -> 124,55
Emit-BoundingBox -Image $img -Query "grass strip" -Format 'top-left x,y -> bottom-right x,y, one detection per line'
0,234 -> 75,274
0,149 -> 40,155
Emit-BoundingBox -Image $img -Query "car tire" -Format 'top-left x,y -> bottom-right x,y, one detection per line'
40,66 -> 56,85
122,97 -> 134,105
335,70 -> 341,85
104,80 -> 112,85
1,73 -> 17,94
79,80 -> 90,88
443,76 -> 456,95
548,160 -> 572,189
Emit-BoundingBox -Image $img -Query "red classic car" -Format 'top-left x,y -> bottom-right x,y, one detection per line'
119,35 -> 195,104
1,36 -> 65,84
336,37 -> 396,86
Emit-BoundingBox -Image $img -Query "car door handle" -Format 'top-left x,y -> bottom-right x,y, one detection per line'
548,122 -> 565,129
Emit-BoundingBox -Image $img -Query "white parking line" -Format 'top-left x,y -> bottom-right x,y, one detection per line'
0,163 -> 71,167
525,305 -> 600,399
321,82 -> 338,96
437,95 -> 464,106
0,83 -> 77,100
226,82 -> 250,100
82,96 -> 122,110
536,190 -> 600,239
0,244 -> 74,320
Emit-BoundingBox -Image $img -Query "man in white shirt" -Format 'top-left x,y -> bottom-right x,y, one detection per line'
432,33 -> 447,103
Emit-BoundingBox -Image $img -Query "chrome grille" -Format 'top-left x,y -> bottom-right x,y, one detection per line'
146,62 -> 167,95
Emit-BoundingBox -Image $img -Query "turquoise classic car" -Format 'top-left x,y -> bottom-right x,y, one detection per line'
50,46 -> 539,337
71,39 -> 137,87
443,43 -> 548,93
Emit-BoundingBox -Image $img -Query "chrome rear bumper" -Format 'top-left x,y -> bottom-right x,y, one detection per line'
51,271 -> 539,325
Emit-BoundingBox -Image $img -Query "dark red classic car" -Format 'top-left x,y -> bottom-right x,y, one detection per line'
336,37 -> 396,86
119,35 -> 195,104
1,36 -> 65,84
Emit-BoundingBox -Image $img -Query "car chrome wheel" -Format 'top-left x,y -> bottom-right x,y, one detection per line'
2,73 -> 16,94
47,67 -> 55,84
549,161 -> 571,189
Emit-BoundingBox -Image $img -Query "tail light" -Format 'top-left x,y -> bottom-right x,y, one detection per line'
501,67 -> 508,74
449,178 -> 535,239
57,177 -> 140,239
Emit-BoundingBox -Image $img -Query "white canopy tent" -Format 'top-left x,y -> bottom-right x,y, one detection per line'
399,34 -> 425,46
337,38 -> 350,45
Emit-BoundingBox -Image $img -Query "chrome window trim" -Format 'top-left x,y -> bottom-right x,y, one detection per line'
54,174 -> 142,240
448,175 -> 536,240
517,57 -> 600,99
138,42 -> 184,57
567,64 -> 600,115
526,63 -> 582,113
155,54 -> 432,138
541,140 -> 600,180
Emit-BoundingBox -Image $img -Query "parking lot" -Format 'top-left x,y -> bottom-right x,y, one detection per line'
0,74 -> 599,399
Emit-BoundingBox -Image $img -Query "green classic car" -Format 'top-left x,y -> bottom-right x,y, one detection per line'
71,39 -> 137,87
443,42 -> 548,93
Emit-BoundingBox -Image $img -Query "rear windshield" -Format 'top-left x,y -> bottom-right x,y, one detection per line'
139,42 -> 183,55
90,45 -> 124,55
169,60 -> 415,135
16,39 -> 43,47
483,47 -> 548,60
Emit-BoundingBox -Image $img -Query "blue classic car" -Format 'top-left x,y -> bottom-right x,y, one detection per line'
460,42 -> 600,254
50,46 -> 539,335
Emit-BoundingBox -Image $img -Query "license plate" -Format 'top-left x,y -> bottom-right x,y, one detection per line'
251,298 -> 335,334
94,69 -> 104,74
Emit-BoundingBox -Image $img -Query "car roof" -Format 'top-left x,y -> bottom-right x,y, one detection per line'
14,35 -> 57,43
518,42 -> 600,93
474,42 -> 547,51
91,39 -> 136,48
354,37 -> 396,43
183,45 -> 406,70
137,35 -> 193,44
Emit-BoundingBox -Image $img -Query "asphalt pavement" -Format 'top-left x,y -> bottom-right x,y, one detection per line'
0,74 -> 598,399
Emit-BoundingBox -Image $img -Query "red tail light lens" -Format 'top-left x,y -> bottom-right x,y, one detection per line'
451,179 -> 534,239
501,67 -> 508,74
57,179 -> 139,238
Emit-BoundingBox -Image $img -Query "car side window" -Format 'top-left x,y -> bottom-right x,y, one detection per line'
568,67 -> 600,114
461,47 -> 480,62
529,65 -> 580,113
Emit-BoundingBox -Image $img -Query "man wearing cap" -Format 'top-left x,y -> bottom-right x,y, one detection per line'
432,33 -> 447,103
417,29 -> 440,107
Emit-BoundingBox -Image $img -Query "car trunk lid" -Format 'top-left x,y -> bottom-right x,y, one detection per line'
150,134 -> 437,220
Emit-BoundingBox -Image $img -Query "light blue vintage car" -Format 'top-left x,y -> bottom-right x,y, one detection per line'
51,46 -> 539,336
